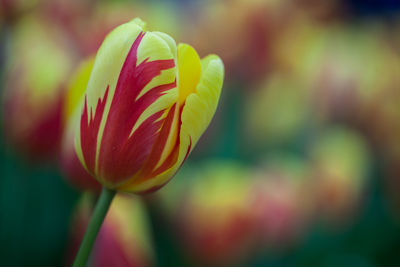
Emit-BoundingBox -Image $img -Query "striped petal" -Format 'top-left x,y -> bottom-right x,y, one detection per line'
119,52 -> 224,193
75,18 -> 178,188
61,58 -> 101,191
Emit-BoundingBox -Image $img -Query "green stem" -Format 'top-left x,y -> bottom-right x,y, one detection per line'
72,187 -> 116,267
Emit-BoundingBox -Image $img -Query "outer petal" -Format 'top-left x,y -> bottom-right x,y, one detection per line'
63,58 -> 95,125
75,19 -> 145,174
181,54 -> 224,148
119,54 -> 224,192
176,43 -> 202,104
61,58 -> 100,191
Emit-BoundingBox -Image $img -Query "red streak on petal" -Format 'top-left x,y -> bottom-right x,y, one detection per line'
150,107 -> 192,178
104,110 -> 164,181
94,32 -> 175,184
138,107 -> 193,187
80,86 -> 109,174
140,103 -> 178,176
135,138 -> 192,195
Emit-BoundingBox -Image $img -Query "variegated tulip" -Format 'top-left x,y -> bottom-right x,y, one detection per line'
75,18 -> 224,193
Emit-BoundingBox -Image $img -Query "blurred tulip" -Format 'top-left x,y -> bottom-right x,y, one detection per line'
274,19 -> 400,127
75,18 -> 224,193
67,194 -> 154,267
250,155 -> 314,249
60,57 -> 100,191
309,127 -> 371,227
312,25 -> 399,127
244,74 -> 310,146
271,15 -> 327,79
2,15 -> 75,161
182,0 -> 273,85
168,161 -> 256,266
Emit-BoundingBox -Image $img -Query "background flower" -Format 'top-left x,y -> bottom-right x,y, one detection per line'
2,14 -> 75,161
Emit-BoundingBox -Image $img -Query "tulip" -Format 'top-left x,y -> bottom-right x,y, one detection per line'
75,18 -> 224,193
67,194 -> 154,267
72,18 -> 223,266
60,58 -> 101,191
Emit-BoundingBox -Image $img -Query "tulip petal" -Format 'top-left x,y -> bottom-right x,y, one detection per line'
62,58 -> 100,190
181,54 -> 224,147
76,19 -> 145,175
119,55 -> 224,192
177,43 -> 202,104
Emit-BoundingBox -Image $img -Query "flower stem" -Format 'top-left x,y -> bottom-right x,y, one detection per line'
72,187 -> 116,267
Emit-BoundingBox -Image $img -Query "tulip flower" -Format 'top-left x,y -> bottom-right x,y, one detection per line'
75,18 -> 223,193
72,18 -> 224,266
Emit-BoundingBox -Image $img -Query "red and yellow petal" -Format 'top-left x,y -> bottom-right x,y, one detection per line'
61,57 -> 101,191
119,50 -> 224,193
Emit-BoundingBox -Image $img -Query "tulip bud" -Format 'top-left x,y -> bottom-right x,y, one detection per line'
75,18 -> 224,193
67,194 -> 154,267
60,58 -> 100,191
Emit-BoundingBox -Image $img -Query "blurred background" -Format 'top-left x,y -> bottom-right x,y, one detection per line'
1,0 -> 400,266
